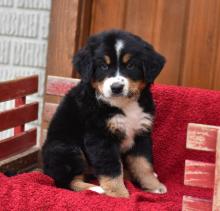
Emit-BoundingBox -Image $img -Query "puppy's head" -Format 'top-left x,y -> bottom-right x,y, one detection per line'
73,30 -> 165,98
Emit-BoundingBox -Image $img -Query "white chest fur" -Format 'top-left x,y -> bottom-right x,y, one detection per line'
106,98 -> 153,153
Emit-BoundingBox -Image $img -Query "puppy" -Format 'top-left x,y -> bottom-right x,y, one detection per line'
42,30 -> 167,198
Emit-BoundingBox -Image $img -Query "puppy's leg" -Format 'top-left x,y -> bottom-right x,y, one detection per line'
42,142 -> 86,189
70,175 -> 105,194
126,155 -> 167,193
85,133 -> 129,198
98,166 -> 129,198
125,134 -> 167,194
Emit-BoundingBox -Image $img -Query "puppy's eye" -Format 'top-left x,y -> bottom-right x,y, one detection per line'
99,63 -> 108,70
127,63 -> 136,70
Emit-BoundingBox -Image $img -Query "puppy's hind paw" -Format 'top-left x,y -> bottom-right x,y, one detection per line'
147,183 -> 167,194
89,186 -> 105,194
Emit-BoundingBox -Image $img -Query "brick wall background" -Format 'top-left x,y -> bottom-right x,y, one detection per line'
0,0 -> 51,145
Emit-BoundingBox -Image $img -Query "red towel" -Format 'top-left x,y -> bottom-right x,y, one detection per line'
0,84 -> 220,211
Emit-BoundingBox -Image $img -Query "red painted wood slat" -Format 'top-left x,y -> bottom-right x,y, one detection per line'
0,128 -> 37,160
184,160 -> 215,188
186,123 -> 219,152
212,129 -> 220,211
0,102 -> 38,132
14,97 -> 26,135
182,196 -> 212,211
46,75 -> 80,96
43,102 -> 58,122
0,75 -> 38,102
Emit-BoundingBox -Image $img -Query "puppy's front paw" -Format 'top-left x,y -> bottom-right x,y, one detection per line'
147,183 -> 167,194
139,113 -> 153,132
107,114 -> 126,135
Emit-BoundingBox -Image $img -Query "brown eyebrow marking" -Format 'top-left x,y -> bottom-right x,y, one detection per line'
104,55 -> 111,65
122,53 -> 131,63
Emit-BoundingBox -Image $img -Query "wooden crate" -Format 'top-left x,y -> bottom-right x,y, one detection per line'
0,75 -> 39,161
183,123 -> 220,211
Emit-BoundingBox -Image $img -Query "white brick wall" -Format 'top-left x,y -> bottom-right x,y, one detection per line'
0,0 -> 51,146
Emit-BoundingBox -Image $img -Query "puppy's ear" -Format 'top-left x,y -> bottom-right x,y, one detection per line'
73,47 -> 93,82
142,45 -> 166,83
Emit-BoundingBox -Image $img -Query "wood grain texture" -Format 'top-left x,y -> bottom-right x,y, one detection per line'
0,128 -> 37,160
46,75 -> 80,96
0,75 -> 38,102
75,0 -> 93,50
213,1 -> 220,90
212,130 -> 220,211
72,0 -> 93,78
125,0 -> 157,42
152,0 -> 189,85
182,196 -> 212,211
213,37 -> 220,90
186,123 -> 219,152
181,0 -> 220,89
43,103 -> 58,123
184,160 -> 215,189
90,0 -> 126,34
0,102 -> 38,132
46,0 -> 80,77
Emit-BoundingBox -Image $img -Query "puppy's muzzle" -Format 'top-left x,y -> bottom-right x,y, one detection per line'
111,82 -> 124,95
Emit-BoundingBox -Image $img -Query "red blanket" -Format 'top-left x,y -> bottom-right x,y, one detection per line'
1,84 -> 220,211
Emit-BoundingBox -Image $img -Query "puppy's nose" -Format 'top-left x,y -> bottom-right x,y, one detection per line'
111,82 -> 124,95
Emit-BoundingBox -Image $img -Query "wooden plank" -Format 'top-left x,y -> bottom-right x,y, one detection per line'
43,103 -> 58,122
90,0 -> 126,34
152,0 -> 189,85
213,1 -> 220,90
0,128 -> 37,160
212,130 -> 220,211
184,160 -> 215,189
14,97 -> 26,135
125,0 -> 157,42
40,129 -> 47,145
0,75 -> 38,102
46,0 -> 80,77
74,0 -> 93,52
182,196 -> 212,211
181,0 -> 220,89
0,147 -> 39,173
186,123 -> 219,152
213,36 -> 220,90
0,102 -> 38,132
46,75 -> 80,96
73,0 -> 93,78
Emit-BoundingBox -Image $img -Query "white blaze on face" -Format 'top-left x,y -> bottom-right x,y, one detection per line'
101,39 -> 129,98
115,39 -> 124,61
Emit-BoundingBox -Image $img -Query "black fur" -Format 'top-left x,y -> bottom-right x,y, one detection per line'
42,30 -> 165,189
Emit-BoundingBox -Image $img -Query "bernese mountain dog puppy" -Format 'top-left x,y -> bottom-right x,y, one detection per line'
42,30 -> 167,198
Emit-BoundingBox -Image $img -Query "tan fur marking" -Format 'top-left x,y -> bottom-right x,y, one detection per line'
104,55 -> 111,65
91,81 -> 104,95
70,175 -> 97,191
128,79 -> 145,96
126,156 -> 161,191
99,174 -> 129,198
122,53 -> 131,63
